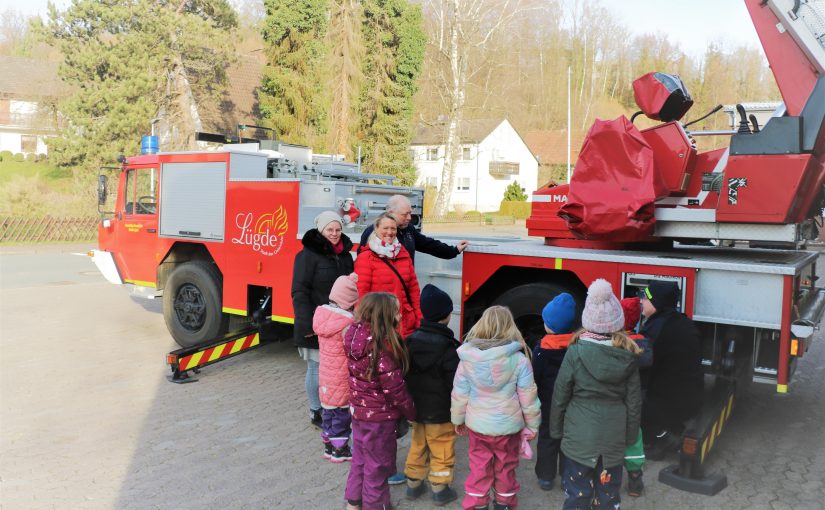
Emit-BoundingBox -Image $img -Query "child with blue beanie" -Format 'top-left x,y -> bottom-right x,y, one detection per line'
532,292 -> 578,490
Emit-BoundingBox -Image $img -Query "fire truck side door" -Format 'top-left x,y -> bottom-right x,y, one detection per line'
115,166 -> 160,287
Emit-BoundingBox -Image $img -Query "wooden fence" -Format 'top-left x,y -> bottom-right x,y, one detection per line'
0,216 -> 99,243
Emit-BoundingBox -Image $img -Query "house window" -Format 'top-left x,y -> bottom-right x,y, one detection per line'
461,147 -> 472,160
456,177 -> 470,191
427,148 -> 439,161
21,135 -> 37,154
425,176 -> 438,188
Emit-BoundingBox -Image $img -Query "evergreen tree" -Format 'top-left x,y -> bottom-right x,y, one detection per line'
357,0 -> 425,185
260,0 -> 329,148
39,0 -> 237,176
503,181 -> 527,201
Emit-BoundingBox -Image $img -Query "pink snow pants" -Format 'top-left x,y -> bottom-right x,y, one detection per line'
463,430 -> 521,509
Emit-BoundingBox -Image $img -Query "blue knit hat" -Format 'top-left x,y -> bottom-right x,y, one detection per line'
541,292 -> 577,334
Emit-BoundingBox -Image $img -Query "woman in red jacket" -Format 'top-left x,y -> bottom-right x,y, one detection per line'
355,213 -> 422,338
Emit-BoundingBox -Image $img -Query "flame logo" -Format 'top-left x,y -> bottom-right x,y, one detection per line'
254,206 -> 289,237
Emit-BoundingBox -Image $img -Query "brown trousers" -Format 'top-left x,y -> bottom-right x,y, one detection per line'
403,422 -> 457,484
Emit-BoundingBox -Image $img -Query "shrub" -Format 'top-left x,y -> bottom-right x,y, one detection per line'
499,200 -> 532,219
25,153 -> 37,162
0,150 -> 13,161
12,153 -> 24,162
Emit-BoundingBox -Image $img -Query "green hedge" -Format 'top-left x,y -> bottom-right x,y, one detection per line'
499,201 -> 532,219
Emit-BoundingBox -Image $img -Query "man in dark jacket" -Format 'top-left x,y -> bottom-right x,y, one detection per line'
359,195 -> 468,264
639,281 -> 703,460
403,284 -> 460,505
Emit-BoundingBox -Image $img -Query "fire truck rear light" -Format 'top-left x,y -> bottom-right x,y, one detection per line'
790,338 -> 799,356
257,261 -> 262,273
87,250 -> 94,257
681,437 -> 699,457
167,354 -> 178,365
464,282 -> 470,297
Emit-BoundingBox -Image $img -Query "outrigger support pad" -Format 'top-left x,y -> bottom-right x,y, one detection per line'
658,374 -> 738,496
166,327 -> 262,383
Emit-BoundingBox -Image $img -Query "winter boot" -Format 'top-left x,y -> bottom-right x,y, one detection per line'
323,441 -> 334,459
493,503 -> 512,510
330,445 -> 353,463
627,470 -> 644,497
405,478 -> 425,500
431,483 -> 457,506
310,409 -> 323,429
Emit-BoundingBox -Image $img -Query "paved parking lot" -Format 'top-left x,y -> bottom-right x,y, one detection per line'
2,243 -> 825,509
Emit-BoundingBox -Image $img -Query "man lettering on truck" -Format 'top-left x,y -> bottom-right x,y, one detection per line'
639,281 -> 703,461
359,195 -> 469,264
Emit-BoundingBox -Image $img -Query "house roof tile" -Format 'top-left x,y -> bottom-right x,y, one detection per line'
411,118 -> 503,145
523,129 -> 586,166
0,57 -> 69,100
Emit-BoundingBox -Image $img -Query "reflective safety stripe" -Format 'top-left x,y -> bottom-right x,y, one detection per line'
270,314 -> 295,324
430,470 -> 451,477
222,307 -> 247,316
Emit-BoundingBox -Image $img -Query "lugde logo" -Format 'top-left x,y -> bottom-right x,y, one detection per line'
231,206 -> 289,256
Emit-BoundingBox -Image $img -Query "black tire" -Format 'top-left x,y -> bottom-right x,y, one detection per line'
163,261 -> 229,348
492,282 -> 582,349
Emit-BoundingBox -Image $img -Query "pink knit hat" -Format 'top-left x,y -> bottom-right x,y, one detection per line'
329,273 -> 359,310
581,279 -> 625,334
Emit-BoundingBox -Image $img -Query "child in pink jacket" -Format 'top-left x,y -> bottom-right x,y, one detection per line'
313,272 -> 359,463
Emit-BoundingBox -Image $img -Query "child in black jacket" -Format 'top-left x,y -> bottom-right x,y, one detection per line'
532,292 -> 578,491
403,284 -> 460,505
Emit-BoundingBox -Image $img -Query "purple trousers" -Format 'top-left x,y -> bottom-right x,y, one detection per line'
322,407 -> 352,448
345,419 -> 396,510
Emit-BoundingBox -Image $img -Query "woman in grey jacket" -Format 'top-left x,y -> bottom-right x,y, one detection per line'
549,279 -> 642,510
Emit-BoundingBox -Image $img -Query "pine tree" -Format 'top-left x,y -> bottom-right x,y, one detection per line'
260,0 -> 329,148
503,181 -> 527,201
357,0 -> 425,184
39,0 -> 237,176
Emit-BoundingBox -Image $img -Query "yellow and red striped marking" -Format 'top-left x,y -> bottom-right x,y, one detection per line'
700,394 -> 735,463
177,333 -> 260,372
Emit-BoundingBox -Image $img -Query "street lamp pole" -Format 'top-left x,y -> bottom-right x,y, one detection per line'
475,144 -> 480,212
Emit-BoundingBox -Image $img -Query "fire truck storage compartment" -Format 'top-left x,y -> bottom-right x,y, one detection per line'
228,152 -> 268,180
159,161 -> 227,241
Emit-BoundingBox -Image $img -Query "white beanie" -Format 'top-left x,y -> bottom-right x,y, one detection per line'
581,279 -> 625,334
314,211 -> 343,231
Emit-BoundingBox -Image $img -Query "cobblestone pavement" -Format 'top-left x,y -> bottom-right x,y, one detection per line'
2,245 -> 825,510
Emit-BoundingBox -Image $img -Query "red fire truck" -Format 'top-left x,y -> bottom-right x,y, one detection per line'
91,0 -> 824,494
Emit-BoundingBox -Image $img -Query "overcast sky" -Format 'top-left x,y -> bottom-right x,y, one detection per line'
2,0 -> 761,60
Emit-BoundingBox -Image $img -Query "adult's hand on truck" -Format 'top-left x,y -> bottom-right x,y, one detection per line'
456,240 -> 470,253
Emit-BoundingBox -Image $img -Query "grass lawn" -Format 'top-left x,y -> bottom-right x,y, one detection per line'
0,159 -> 74,190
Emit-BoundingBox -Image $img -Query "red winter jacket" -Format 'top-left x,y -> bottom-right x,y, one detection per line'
354,245 -> 422,338
344,320 -> 416,422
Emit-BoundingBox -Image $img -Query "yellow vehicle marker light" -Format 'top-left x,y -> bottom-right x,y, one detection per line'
790,338 -> 799,356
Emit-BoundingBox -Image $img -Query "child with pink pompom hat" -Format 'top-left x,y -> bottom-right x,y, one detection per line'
548,278 -> 643,510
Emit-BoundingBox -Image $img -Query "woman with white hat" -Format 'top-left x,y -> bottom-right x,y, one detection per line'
292,211 -> 354,429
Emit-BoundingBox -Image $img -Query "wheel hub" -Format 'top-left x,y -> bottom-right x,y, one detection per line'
174,283 -> 206,331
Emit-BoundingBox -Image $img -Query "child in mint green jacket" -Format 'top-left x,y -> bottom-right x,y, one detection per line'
451,305 -> 541,510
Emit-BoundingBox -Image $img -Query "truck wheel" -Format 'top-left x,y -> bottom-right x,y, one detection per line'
492,282 -> 580,348
163,261 -> 229,348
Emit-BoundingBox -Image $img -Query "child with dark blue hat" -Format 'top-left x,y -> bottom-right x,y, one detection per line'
532,292 -> 578,491
403,284 -> 461,505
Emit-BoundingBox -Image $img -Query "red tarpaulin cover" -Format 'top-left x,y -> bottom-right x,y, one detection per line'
559,116 -> 666,241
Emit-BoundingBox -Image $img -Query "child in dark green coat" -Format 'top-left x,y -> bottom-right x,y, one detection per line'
549,279 -> 642,510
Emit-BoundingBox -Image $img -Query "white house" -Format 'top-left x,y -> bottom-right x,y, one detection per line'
410,118 -> 538,213
0,57 -> 66,156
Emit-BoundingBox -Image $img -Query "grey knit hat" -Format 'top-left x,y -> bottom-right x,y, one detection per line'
581,278 -> 625,334
314,211 -> 343,231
